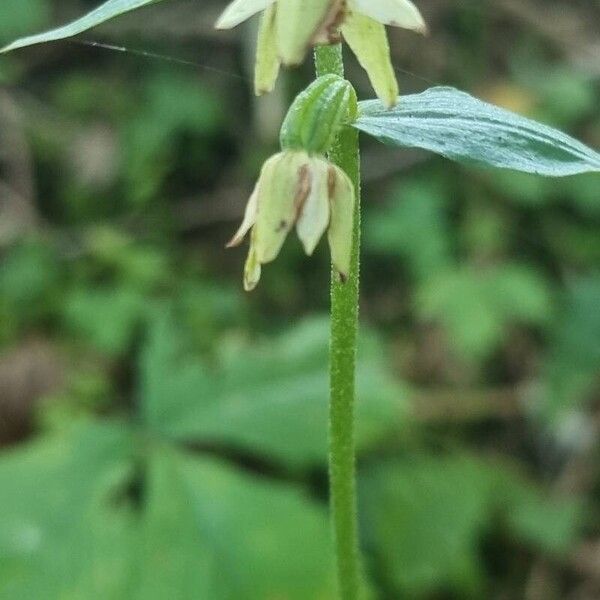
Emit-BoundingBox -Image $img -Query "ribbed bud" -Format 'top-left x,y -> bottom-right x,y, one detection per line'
280,74 -> 356,155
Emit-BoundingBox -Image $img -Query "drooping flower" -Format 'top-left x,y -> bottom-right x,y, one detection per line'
227,149 -> 354,291
216,0 -> 426,107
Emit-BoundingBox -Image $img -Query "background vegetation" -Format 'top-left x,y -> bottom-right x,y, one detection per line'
0,0 -> 599,598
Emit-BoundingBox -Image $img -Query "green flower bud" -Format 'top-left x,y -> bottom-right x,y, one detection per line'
280,75 -> 356,155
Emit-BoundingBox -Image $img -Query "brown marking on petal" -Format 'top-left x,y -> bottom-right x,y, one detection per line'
227,218 -> 254,248
293,163 -> 312,220
312,0 -> 347,46
275,219 -> 289,232
327,166 -> 337,200
338,271 -> 348,284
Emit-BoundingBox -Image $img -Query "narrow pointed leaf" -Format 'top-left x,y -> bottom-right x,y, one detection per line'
355,87 -> 600,176
1,0 -> 165,53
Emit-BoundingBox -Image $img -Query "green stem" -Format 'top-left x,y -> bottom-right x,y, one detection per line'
315,44 -> 363,600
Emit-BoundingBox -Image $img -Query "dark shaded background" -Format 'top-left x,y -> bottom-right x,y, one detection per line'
0,1 -> 599,598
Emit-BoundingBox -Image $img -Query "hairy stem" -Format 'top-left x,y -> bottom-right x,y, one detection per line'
315,44 -> 363,600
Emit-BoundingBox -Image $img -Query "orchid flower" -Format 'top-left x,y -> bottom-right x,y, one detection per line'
216,0 -> 426,107
227,149 -> 354,291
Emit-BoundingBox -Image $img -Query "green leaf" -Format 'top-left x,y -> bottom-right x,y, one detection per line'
0,241 -> 61,337
365,177 -> 452,279
505,489 -> 580,555
63,286 -> 148,355
1,0 -> 165,53
355,87 -> 600,176
540,277 -> 600,425
124,72 -> 223,204
137,448 -> 336,599
0,420 -> 337,599
140,316 -> 407,467
0,422 -> 135,599
0,0 -> 50,44
417,264 -> 552,362
135,449 -> 220,599
360,455 -> 581,596
360,456 -> 493,596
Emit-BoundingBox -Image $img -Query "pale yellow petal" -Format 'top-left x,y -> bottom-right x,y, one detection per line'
296,158 -> 330,256
255,4 -> 281,95
227,185 -> 259,248
352,0 -> 426,33
342,12 -> 399,108
253,151 -> 310,263
216,0 -> 276,29
327,165 -> 355,282
276,0 -> 336,65
243,239 -> 262,291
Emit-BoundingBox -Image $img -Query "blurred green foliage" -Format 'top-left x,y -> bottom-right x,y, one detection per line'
0,0 -> 598,598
